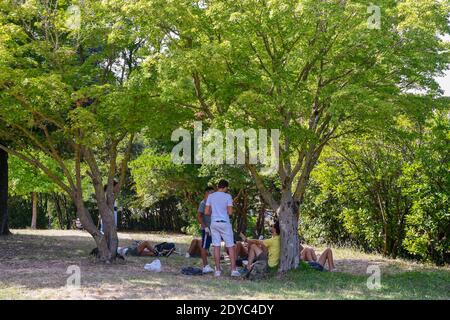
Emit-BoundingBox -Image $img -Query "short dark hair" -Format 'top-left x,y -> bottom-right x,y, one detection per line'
217,179 -> 229,189
272,220 -> 280,235
205,186 -> 214,192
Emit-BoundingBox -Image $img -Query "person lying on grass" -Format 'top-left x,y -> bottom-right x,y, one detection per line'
119,241 -> 157,257
240,221 -> 281,272
299,244 -> 337,272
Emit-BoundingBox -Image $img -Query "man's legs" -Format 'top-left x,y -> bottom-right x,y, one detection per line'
235,241 -> 248,259
137,241 -> 156,256
200,230 -> 212,267
213,245 -> 222,271
318,248 -> 335,270
190,239 -> 205,257
227,245 -> 237,271
200,246 -> 208,266
247,244 -> 263,270
222,223 -> 238,272
304,248 -> 317,261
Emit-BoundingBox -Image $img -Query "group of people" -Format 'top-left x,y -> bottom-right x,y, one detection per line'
186,179 -> 337,277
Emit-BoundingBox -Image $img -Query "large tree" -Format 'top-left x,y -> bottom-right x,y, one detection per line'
129,0 -> 449,271
0,0 -> 175,261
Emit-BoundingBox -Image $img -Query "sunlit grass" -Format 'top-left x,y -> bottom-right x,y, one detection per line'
0,229 -> 448,299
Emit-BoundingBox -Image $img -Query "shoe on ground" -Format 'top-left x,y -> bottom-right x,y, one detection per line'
185,252 -> 190,258
202,265 -> 214,274
231,270 -> 241,277
214,270 -> 221,277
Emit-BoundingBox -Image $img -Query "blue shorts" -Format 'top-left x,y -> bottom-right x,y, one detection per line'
308,261 -> 326,272
201,229 -> 212,250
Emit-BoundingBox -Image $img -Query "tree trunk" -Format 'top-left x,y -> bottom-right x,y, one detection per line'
277,190 -> 299,273
99,202 -> 119,261
255,204 -> 266,238
53,193 -> 65,229
73,196 -> 116,262
0,147 -> 10,235
31,192 -> 38,229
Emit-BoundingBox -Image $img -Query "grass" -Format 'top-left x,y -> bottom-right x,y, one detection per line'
0,229 -> 449,300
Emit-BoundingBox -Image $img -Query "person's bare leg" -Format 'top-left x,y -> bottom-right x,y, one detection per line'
318,248 -> 335,270
247,244 -> 257,266
214,246 -> 221,271
310,248 -> 318,261
305,248 -> 314,261
187,239 -> 197,255
227,245 -> 237,271
247,244 -> 263,271
235,242 -> 248,259
138,241 -> 156,256
200,246 -> 208,267
194,239 -> 203,257
323,248 -> 335,270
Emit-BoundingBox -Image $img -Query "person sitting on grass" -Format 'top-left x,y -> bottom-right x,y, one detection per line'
299,244 -> 337,272
240,221 -> 281,272
186,238 -> 208,258
120,240 -> 157,257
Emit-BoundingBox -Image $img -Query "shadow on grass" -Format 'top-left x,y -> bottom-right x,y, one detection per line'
0,231 -> 449,299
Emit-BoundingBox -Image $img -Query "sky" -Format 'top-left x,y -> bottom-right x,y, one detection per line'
436,72 -> 450,96
437,34 -> 450,96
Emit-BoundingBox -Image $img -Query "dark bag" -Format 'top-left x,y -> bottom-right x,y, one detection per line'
154,242 -> 176,257
181,267 -> 203,276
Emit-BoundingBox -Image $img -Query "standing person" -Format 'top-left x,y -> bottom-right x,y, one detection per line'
205,179 -> 240,277
189,186 -> 215,274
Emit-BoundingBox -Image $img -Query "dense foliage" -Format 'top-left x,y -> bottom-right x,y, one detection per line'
1,0 -> 448,266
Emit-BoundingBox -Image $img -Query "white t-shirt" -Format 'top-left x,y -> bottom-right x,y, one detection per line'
206,191 -> 233,223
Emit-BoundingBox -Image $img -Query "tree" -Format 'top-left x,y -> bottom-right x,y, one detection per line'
131,0 -> 449,271
402,103 -> 450,264
8,153 -> 59,229
299,96 -> 449,264
0,0 -> 175,261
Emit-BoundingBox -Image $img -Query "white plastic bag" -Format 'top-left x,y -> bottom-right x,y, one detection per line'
144,259 -> 162,272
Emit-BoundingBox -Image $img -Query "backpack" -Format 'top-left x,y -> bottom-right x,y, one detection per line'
246,260 -> 269,281
154,242 -> 176,257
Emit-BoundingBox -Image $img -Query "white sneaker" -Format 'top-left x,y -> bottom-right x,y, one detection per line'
231,270 -> 241,277
214,270 -> 221,277
185,252 -> 190,258
202,265 -> 214,274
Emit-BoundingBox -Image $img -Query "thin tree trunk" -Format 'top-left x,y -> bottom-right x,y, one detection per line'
0,147 -> 10,235
53,193 -> 65,229
255,204 -> 266,238
31,192 -> 38,229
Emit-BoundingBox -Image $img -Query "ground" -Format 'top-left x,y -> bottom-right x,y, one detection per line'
0,229 -> 449,300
